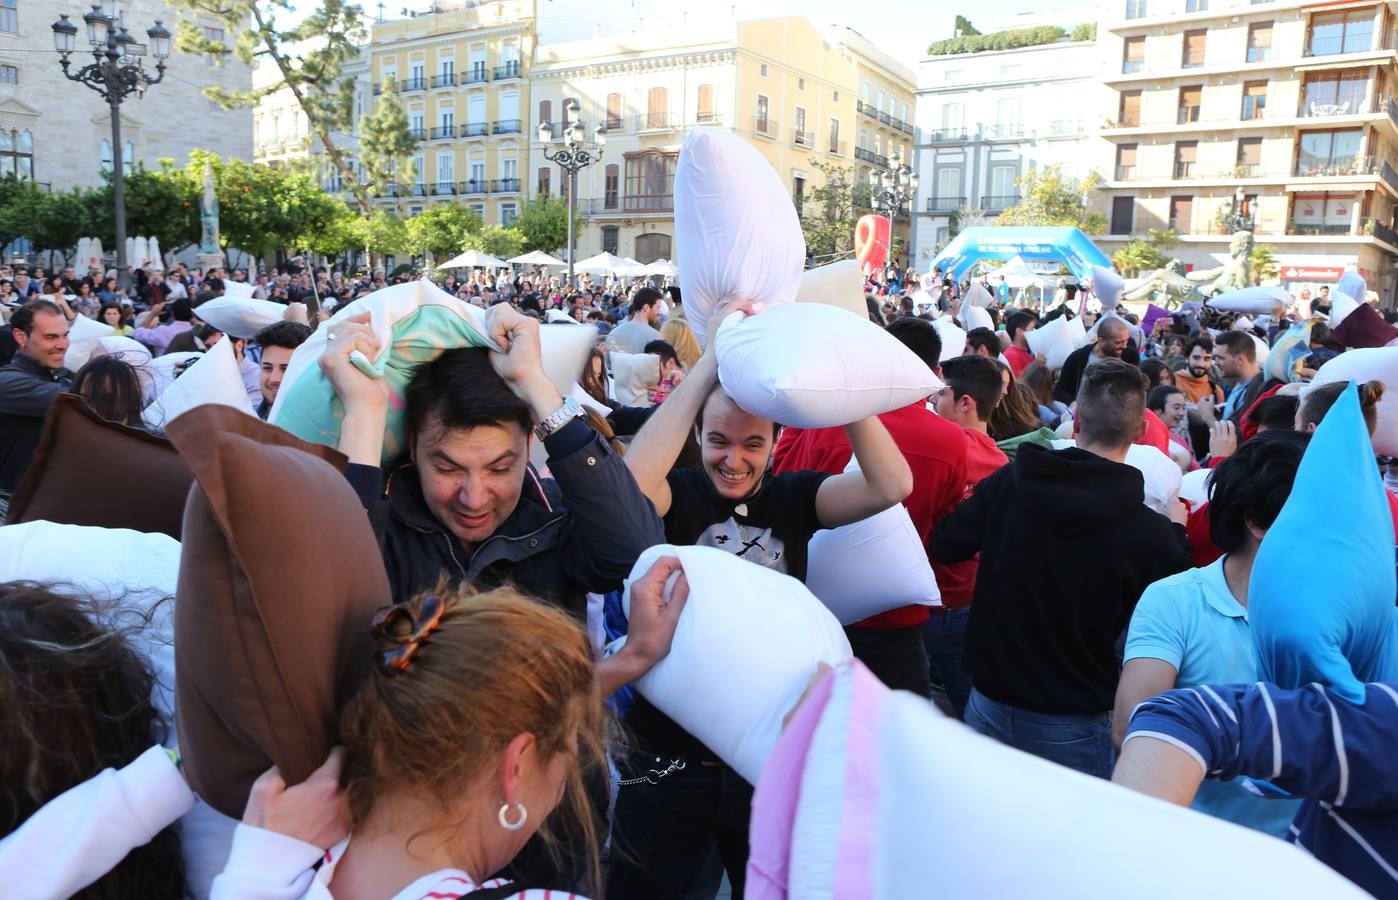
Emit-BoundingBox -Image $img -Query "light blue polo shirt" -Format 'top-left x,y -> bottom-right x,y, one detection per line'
1126,558 -> 1301,836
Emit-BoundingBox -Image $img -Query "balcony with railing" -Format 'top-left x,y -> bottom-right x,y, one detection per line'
635,113 -> 681,132
1365,217 -> 1398,245
980,194 -> 1020,211
492,119 -> 522,135
431,73 -> 456,88
492,178 -> 521,193
1177,105 -> 1201,125
429,125 -> 455,140
458,179 -> 488,195
927,127 -> 969,142
379,184 -> 402,198
463,67 -> 489,85
408,183 -> 427,197
460,122 -> 488,138
754,116 -> 779,139
1304,32 -> 1379,59
431,181 -> 455,196
407,127 -> 426,141
402,77 -> 427,93
855,147 -> 890,168
1292,154 -> 1395,182
1116,164 -> 1137,180
793,129 -> 815,147
985,123 -> 1024,140
695,111 -> 723,126
1173,161 -> 1196,178
623,193 -> 674,213
828,139 -> 847,155
1048,119 -> 1085,136
1289,222 -> 1353,235
927,195 -> 966,212
493,61 -> 521,80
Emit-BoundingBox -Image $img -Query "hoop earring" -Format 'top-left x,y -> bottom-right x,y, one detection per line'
498,801 -> 528,831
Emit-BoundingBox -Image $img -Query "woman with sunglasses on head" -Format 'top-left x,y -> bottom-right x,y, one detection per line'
212,557 -> 687,900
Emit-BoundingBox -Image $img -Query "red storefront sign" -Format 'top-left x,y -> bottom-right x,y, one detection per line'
1280,265 -> 1346,281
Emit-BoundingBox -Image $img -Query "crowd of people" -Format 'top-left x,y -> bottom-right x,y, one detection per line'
1,249 -> 1396,900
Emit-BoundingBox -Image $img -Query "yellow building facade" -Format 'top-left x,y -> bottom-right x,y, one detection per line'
367,0 -> 534,226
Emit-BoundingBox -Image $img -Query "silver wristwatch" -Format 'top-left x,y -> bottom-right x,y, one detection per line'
534,396 -> 586,441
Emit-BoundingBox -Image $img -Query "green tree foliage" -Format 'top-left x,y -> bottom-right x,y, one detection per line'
797,159 -> 875,263
953,15 -> 981,37
351,210 -> 410,259
0,177 -> 50,251
995,165 -> 1108,234
405,204 -> 484,261
510,197 -> 579,254
358,76 -> 418,197
81,161 -> 200,254
928,26 -> 1066,56
169,0 -> 415,218
462,224 -> 526,259
1112,241 -> 1167,278
1250,243 -> 1279,284
1070,23 -> 1097,42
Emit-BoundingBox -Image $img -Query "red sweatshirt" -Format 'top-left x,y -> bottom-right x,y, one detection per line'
773,402 -> 971,624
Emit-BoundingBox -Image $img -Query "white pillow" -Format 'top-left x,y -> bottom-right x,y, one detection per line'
1026,313 -> 1088,370
932,317 -> 966,359
609,351 -> 659,407
714,303 -> 942,428
1126,443 -> 1182,516
964,282 -> 995,309
143,351 -> 205,404
1250,332 -> 1270,368
194,294 -> 287,340
675,128 -> 804,347
1178,467 -> 1213,508
806,504 -> 940,624
142,336 -> 255,430
797,260 -> 867,320
64,313 -> 117,371
1092,265 -> 1125,307
962,303 -> 993,333
1206,286 -> 1290,315
538,322 -> 598,403
221,280 -> 256,300
93,335 -> 157,402
619,544 -> 852,784
0,521 -> 178,722
1310,346 -> 1398,455
1329,293 -> 1359,329
758,662 -> 1368,899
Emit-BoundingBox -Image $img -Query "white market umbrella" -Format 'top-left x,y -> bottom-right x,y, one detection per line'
87,237 -> 104,274
508,250 -> 566,266
438,249 -> 510,269
133,236 -> 151,269
643,258 -> 679,277
147,237 -> 163,272
573,251 -> 629,274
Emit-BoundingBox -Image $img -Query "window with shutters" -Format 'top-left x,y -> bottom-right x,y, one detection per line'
537,167 -> 550,196
538,99 -> 552,129
1241,81 -> 1267,120
696,84 -> 715,123
756,94 -> 771,135
1178,85 -> 1202,123
1247,22 -> 1273,63
624,151 -> 677,212
1236,138 -> 1262,176
604,164 -> 619,209
1169,196 -> 1193,231
1116,144 -> 1137,180
1110,196 -> 1135,234
647,87 -> 668,128
1118,90 -> 1141,126
1307,10 -> 1375,57
606,93 -> 622,129
1122,37 -> 1145,74
1174,141 -> 1197,178
1182,30 -> 1206,68
828,118 -> 840,153
794,107 -> 807,145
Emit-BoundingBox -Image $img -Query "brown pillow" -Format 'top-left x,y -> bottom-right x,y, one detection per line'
6,394 -> 193,538
166,405 -> 391,818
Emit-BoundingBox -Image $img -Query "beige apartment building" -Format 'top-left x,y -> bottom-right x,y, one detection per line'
1095,0 -> 1398,300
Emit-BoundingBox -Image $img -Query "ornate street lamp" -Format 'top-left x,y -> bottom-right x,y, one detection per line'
871,150 -> 919,220
539,99 -> 606,289
52,3 -> 170,290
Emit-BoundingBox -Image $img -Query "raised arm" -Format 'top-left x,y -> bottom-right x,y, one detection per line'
625,348 -> 716,518
813,416 -> 913,528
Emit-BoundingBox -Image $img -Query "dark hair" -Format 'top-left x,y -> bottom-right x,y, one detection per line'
1020,362 -> 1055,407
97,301 -> 124,327
1208,431 -> 1309,552
1246,393 -> 1299,433
406,348 -> 533,440
580,347 -> 609,407
1145,384 -> 1184,414
643,339 -> 679,368
1310,322 -> 1331,345
666,285 -> 681,304
1005,311 -> 1036,343
0,582 -> 186,899
965,327 -> 1000,357
1140,357 -> 1174,387
1299,380 -> 1384,436
940,355 -> 1003,422
1076,358 -> 1147,449
9,299 -> 64,335
253,320 -> 312,351
629,287 -> 662,314
989,360 -> 1043,440
885,317 -> 942,372
71,357 -> 145,428
1215,330 -> 1256,362
1186,334 -> 1214,356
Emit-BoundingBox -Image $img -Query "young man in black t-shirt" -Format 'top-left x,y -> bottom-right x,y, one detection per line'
608,305 -> 913,898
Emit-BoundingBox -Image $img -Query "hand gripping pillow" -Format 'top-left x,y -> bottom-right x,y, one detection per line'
675,128 -> 804,347
1177,467 -> 1213,508
142,335 -> 254,430
1310,346 -> 1398,455
1205,285 -> 1290,315
8,394 -> 194,539
745,661 -> 1367,900
931,317 -> 966,360
1026,313 -> 1087,370
805,505 -> 940,624
619,544 -> 852,784
714,303 -> 942,428
1250,385 -> 1398,704
797,260 -> 867,320
194,294 -> 288,340
166,405 -> 391,818
63,312 -> 117,371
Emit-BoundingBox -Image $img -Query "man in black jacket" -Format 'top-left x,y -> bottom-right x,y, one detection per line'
1053,316 -> 1132,405
0,300 -> 72,492
325,305 -> 668,698
932,358 -> 1189,778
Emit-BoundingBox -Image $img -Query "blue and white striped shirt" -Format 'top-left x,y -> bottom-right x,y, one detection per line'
1127,681 -> 1398,898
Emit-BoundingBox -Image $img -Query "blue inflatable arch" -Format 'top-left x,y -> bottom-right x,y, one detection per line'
928,227 -> 1113,283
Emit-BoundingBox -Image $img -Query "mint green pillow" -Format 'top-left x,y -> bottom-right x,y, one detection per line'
271,305 -> 492,464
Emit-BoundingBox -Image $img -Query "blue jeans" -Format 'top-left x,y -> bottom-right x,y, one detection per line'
922,608 -> 972,719
963,687 -> 1115,779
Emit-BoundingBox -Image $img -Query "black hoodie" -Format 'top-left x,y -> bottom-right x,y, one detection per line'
930,443 -> 1189,715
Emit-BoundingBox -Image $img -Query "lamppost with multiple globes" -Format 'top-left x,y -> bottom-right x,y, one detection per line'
51,1 -> 170,290
538,100 -> 606,290
870,151 -> 920,221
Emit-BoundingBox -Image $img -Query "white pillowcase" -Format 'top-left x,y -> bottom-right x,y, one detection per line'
1026,313 -> 1088,370
142,336 -> 255,430
715,303 -> 942,428
620,544 -> 852,784
1092,265 -> 1125,307
194,294 -> 287,340
962,303 -> 993,333
1126,443 -> 1183,516
609,351 -> 660,407
797,260 -> 867,320
806,504 -> 940,624
538,322 -> 598,405
221,280 -> 256,300
932,317 -> 966,359
64,313 -> 117,371
1310,346 -> 1398,455
1178,468 -> 1213,508
1206,286 -> 1291,315
675,128 -> 804,347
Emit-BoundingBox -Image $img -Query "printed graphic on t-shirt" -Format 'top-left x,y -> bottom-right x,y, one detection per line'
694,518 -> 787,573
